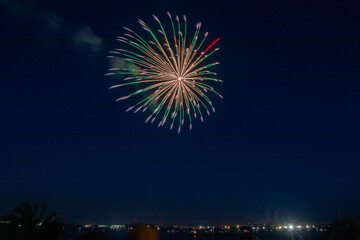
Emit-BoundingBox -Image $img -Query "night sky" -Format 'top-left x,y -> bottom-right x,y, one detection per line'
1,0 -> 360,225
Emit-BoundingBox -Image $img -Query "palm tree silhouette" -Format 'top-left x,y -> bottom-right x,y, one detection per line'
1,200 -> 61,240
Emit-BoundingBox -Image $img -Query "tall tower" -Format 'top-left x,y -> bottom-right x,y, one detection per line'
265,208 -> 270,225
274,210 -> 279,226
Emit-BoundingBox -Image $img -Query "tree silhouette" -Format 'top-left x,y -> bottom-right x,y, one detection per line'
328,217 -> 360,240
0,201 -> 61,240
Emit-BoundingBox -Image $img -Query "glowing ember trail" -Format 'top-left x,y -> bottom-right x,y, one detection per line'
106,12 -> 223,133
202,38 -> 220,56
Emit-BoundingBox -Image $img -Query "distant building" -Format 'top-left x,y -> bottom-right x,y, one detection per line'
274,210 -> 279,226
265,208 -> 270,225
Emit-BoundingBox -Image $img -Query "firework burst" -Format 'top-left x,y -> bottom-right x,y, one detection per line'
106,12 -> 223,133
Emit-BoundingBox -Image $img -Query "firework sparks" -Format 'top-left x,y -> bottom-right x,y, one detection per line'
106,12 -> 222,133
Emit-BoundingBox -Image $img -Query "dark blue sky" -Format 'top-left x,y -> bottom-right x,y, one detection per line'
0,0 -> 359,225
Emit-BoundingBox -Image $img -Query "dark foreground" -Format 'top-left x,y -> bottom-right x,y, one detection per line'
60,231 -> 326,240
